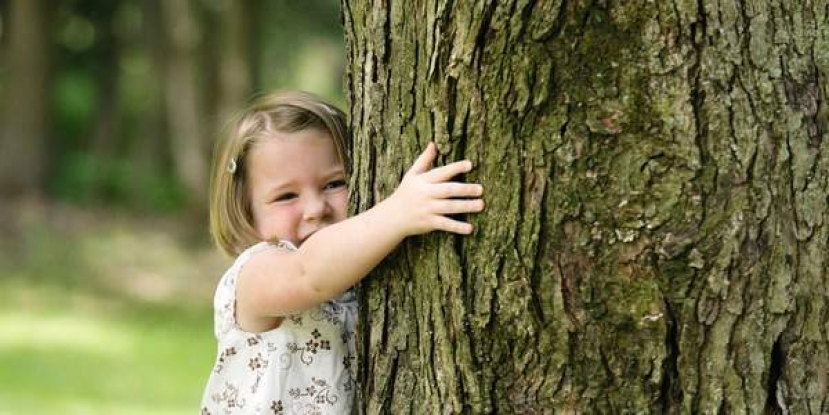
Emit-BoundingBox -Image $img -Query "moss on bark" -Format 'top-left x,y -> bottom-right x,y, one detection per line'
344,0 -> 829,413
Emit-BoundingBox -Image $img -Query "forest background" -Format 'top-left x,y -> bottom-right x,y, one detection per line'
0,1 -> 344,413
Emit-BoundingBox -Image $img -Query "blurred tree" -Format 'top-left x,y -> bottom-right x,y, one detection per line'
214,0 -> 257,133
0,1 -> 6,111
259,0 -> 344,102
51,0 -> 162,206
159,0 -> 210,212
131,0 -> 172,194
0,0 -> 54,196
85,1 -> 121,163
0,0 -> 344,213
345,0 -> 828,413
0,0 -> 7,52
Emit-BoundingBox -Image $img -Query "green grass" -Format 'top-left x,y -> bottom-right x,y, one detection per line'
0,204 -> 225,415
0,301 -> 214,414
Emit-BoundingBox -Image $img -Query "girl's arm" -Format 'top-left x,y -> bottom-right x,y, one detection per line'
237,142 -> 484,322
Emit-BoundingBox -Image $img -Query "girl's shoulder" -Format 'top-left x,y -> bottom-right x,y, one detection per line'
232,240 -> 296,275
237,240 -> 296,261
214,240 -> 298,338
220,241 -> 296,291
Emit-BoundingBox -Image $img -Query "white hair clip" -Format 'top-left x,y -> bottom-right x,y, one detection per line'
227,159 -> 237,174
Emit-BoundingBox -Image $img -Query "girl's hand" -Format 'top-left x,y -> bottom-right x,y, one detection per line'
385,142 -> 485,236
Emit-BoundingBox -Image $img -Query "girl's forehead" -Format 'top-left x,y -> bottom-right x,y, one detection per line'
249,130 -> 339,165
252,127 -> 333,147
243,127 -> 347,176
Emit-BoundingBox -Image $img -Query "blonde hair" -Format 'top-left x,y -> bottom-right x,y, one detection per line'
209,90 -> 350,257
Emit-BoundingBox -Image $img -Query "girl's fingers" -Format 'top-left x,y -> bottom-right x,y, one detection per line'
406,142 -> 438,176
433,216 -> 474,235
423,159 -> 473,183
434,182 -> 483,198
435,199 -> 486,214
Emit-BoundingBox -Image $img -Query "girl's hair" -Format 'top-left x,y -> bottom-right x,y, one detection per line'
209,90 -> 350,257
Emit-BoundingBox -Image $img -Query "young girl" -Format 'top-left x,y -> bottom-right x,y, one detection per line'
200,90 -> 485,414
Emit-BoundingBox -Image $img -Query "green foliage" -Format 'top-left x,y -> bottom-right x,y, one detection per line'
58,10 -> 96,52
2,0 -> 346,211
54,70 -> 98,152
258,0 -> 345,104
53,152 -> 185,212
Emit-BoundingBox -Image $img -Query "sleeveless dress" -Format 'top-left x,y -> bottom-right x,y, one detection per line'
200,241 -> 358,414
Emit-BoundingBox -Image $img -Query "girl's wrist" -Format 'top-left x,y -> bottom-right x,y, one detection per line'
372,196 -> 412,240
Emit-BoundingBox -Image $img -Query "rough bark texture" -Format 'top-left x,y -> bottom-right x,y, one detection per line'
343,0 -> 829,413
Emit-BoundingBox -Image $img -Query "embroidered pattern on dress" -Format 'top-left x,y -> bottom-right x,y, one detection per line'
288,377 -> 339,407
200,241 -> 357,414
285,328 -> 332,365
248,351 -> 269,394
214,346 -> 237,374
270,400 -> 284,414
210,382 -> 246,411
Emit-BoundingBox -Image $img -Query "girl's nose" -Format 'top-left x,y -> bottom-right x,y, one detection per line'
302,193 -> 330,222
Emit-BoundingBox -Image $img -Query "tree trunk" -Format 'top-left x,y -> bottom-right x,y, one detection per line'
214,0 -> 256,134
89,1 -> 122,188
0,0 -> 53,196
160,0 -> 210,211
343,1 -> 828,413
133,0 -> 171,178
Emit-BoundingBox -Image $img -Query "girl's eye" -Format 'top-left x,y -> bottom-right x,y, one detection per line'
325,180 -> 347,190
274,192 -> 298,202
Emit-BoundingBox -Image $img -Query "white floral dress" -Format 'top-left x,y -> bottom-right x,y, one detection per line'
200,241 -> 357,415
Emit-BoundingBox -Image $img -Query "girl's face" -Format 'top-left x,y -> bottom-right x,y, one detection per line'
247,129 -> 348,247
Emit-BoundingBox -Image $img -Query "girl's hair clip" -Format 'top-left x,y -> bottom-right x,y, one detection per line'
227,159 -> 237,174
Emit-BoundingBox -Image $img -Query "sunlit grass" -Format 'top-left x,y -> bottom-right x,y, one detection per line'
0,292 -> 215,414
0,204 -> 224,415
0,310 -> 133,355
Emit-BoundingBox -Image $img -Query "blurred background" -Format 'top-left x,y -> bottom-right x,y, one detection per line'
0,0 -> 344,413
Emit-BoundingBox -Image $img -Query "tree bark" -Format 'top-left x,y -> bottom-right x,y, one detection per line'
343,0 -> 829,413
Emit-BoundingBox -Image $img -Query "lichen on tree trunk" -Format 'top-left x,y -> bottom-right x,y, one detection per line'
343,0 -> 829,413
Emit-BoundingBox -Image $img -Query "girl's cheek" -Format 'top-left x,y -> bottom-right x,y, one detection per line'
332,192 -> 348,211
270,205 -> 302,239
273,204 -> 300,220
